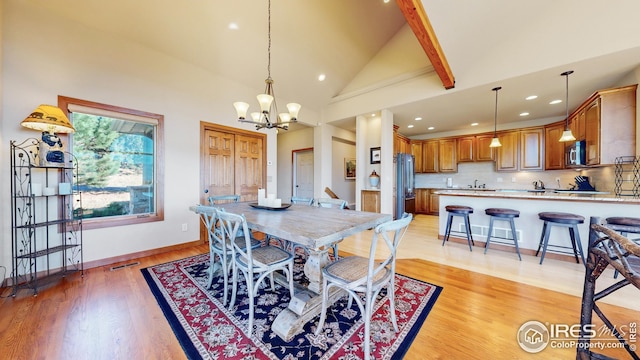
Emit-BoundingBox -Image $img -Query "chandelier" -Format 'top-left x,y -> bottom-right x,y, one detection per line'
233,0 -> 300,130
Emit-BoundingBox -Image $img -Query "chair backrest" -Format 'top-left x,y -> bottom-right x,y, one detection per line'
215,208 -> 254,265
291,196 -> 314,206
193,205 -> 222,245
208,194 -> 240,206
590,217 -> 640,287
366,212 -> 413,283
317,198 -> 347,209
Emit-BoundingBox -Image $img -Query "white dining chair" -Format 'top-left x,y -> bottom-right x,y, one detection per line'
193,205 -> 260,306
291,196 -> 314,206
208,194 -> 240,205
219,209 -> 295,335
314,212 -> 413,360
316,198 -> 348,259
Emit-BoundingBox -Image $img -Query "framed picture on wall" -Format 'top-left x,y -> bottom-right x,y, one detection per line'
370,147 -> 381,164
344,158 -> 356,180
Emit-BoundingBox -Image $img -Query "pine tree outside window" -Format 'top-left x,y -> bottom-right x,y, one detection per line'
58,96 -> 164,230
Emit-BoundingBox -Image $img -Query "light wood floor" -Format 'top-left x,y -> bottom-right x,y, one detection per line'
0,215 -> 637,359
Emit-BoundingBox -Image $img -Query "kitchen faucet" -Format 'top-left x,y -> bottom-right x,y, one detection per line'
474,179 -> 478,188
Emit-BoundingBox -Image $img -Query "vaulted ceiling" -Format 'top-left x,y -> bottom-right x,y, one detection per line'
26,0 -> 640,137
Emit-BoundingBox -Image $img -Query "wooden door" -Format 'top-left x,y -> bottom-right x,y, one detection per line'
293,149 -> 314,199
235,134 -> 263,202
204,129 -> 235,197
415,189 -> 429,214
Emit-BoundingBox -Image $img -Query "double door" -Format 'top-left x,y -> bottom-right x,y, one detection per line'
201,123 -> 266,203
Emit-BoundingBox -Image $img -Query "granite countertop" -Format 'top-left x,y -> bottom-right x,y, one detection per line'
434,189 -> 640,203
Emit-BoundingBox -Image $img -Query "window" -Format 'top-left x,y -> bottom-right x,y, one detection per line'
59,96 -> 164,229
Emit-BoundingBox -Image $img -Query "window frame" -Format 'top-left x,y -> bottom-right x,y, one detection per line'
58,95 -> 165,230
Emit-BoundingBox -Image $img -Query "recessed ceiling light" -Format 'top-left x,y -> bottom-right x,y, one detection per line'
526,95 -> 538,100
383,0 -> 391,3
427,126 -> 435,130
414,117 -> 422,121
549,99 -> 562,105
318,74 -> 326,81
371,113 -> 376,117
520,112 -> 530,116
471,122 -> 479,126
228,23 -> 239,30
408,124 -> 414,128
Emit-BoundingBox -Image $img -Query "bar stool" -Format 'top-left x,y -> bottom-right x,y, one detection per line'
442,205 -> 474,251
536,212 -> 585,265
605,217 -> 640,278
484,208 -> 521,260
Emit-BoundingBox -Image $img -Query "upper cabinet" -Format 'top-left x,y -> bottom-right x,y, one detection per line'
570,84 -> 637,166
457,135 -> 494,162
412,139 -> 456,173
544,121 -> 566,170
438,138 -> 457,172
422,140 -> 439,173
393,125 -> 411,155
495,127 -> 544,172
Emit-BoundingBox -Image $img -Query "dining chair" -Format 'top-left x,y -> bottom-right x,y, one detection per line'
315,212 -> 413,360
316,197 -> 348,259
219,209 -> 295,335
290,196 -> 314,206
193,205 -> 260,305
208,194 -> 240,205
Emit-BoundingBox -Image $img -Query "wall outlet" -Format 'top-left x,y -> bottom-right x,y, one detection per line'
181,223 -> 188,232
511,177 -> 517,183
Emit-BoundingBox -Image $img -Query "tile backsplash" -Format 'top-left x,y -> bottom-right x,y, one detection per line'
415,162 -> 615,192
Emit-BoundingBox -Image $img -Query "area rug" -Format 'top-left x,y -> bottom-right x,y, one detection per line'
141,253 -> 442,359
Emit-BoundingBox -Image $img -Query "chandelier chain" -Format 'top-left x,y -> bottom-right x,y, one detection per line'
267,0 -> 271,80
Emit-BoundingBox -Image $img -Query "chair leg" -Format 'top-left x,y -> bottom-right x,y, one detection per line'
464,214 -> 474,251
442,213 -> 453,246
510,218 -> 522,261
568,225 -> 580,264
570,224 -> 586,266
535,222 -> 548,256
314,278 -> 331,336
539,222 -> 552,264
484,216 -> 495,254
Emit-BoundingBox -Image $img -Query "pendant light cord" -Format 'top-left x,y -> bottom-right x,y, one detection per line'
562,70 -> 573,130
492,86 -> 501,136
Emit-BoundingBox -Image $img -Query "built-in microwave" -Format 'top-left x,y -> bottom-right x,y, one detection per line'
566,140 -> 586,166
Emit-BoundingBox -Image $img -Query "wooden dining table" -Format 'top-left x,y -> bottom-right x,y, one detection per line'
189,201 -> 392,341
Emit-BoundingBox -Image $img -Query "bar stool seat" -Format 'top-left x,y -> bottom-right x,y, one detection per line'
442,205 -> 474,251
536,212 -> 585,265
606,217 -> 640,278
484,208 -> 521,260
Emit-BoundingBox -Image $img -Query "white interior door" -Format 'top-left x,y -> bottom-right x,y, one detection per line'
293,149 -> 314,199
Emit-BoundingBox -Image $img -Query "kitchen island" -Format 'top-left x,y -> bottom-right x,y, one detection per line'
435,189 -> 640,260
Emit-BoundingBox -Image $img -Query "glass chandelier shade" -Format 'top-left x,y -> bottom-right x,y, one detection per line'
559,70 -> 576,142
489,86 -> 502,148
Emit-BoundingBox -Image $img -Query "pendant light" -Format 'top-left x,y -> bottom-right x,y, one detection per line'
558,70 -> 576,142
233,0 -> 301,130
489,86 -> 502,148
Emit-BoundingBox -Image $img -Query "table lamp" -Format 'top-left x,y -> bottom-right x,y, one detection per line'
20,104 -> 76,166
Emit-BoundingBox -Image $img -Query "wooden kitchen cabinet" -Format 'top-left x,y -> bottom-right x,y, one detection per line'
361,190 -> 380,213
520,128 -> 544,170
394,125 -> 411,155
428,190 -> 440,215
415,189 -> 429,214
438,139 -> 457,172
582,84 -> 636,166
457,135 -> 494,162
545,121 -> 566,170
569,109 -> 586,141
411,141 -> 424,173
422,140 -> 439,173
495,131 -> 519,172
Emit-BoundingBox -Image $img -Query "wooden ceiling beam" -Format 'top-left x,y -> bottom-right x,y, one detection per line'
396,0 -> 455,89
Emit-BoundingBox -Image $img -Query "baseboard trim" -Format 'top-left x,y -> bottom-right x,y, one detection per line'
84,239 -> 205,270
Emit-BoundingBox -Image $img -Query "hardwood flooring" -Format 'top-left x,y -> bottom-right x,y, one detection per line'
0,215 -> 637,359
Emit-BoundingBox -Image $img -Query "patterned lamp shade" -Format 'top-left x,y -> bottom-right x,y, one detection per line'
20,104 -> 75,133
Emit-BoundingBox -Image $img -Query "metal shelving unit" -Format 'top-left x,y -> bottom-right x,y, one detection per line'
10,138 -> 83,296
613,156 -> 640,198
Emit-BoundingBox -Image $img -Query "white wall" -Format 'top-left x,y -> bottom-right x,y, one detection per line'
0,1 -> 322,271
276,127 -> 314,201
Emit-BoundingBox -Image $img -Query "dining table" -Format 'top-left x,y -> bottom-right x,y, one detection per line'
189,201 -> 392,341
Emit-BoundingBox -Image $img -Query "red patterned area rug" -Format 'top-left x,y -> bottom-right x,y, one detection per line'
141,253 -> 442,360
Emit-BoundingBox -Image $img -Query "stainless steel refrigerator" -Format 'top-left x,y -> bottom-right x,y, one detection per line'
395,153 -> 415,219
